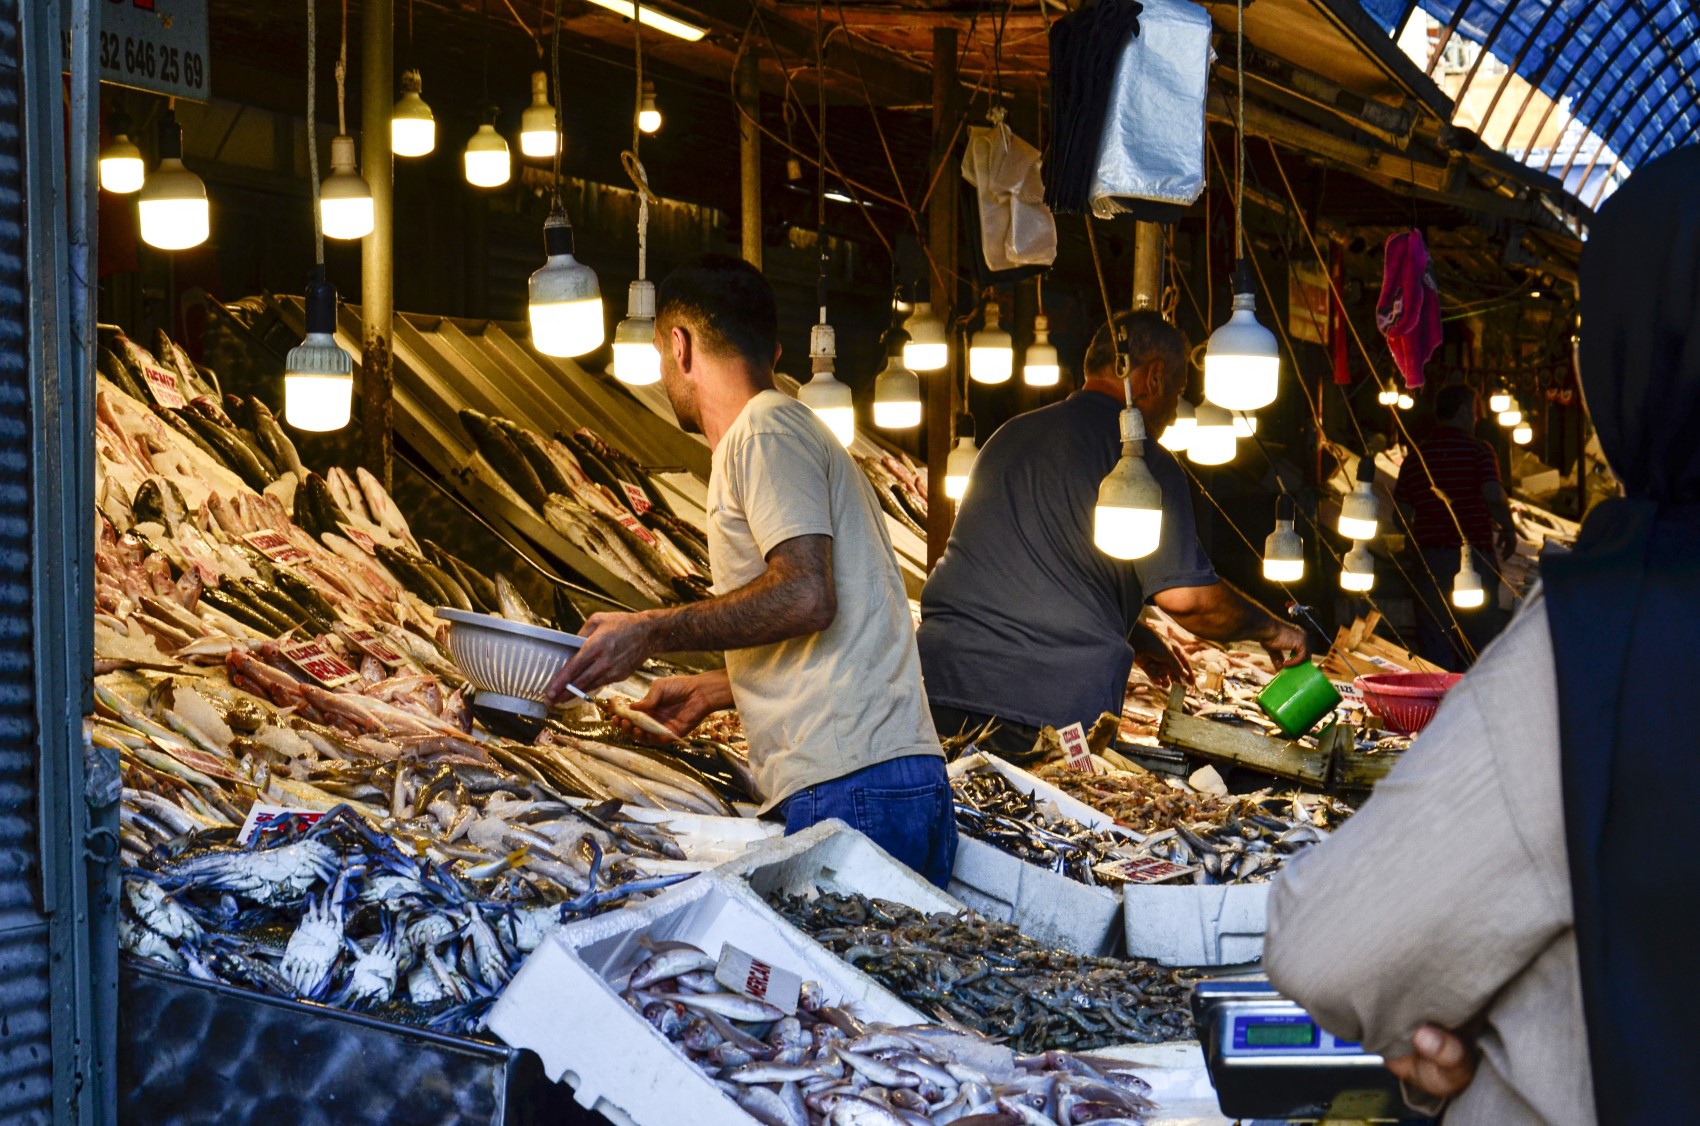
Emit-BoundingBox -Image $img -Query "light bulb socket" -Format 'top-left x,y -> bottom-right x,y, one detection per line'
955,413 -> 976,441
329,133 -> 358,172
304,267 -> 338,336
530,70 -> 550,103
1034,312 -> 1050,335
543,210 -> 575,257
625,277 -> 656,318
1230,258 -> 1257,300
481,102 -> 501,127
108,107 -> 135,141
157,108 -> 184,160
982,301 -> 1001,331
1276,493 -> 1295,522
1355,453 -> 1378,484
400,67 -> 424,95
809,321 -> 837,371
1117,406 -> 1148,445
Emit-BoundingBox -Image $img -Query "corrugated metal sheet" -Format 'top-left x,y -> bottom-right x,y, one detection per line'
0,0 -> 59,1119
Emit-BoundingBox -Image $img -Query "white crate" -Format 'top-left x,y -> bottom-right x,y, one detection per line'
945,753 -> 1125,955
487,872 -> 926,1126
716,819 -> 964,916
1121,882 -> 1270,967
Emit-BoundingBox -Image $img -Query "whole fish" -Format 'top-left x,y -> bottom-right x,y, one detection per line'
461,410 -> 549,511
249,398 -> 306,478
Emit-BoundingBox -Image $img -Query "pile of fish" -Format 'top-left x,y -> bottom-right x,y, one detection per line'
856,454 -> 929,542
626,938 -> 1158,1125
1034,764 -> 1351,885
459,409 -> 712,604
950,771 -> 1134,888
123,804 -> 689,1035
771,893 -> 1195,1052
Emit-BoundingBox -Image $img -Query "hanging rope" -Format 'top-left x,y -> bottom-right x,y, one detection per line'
308,0 -> 323,265
336,0 -> 348,136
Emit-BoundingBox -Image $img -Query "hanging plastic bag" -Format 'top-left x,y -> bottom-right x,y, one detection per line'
962,110 -> 1058,273
1087,0 -> 1212,219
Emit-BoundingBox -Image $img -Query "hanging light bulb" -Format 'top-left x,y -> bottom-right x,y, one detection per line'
1397,392 -> 1415,410
1452,545 -> 1485,609
638,81 -> 662,134
520,71 -> 559,158
464,110 -> 512,188
1377,385 -> 1400,406
872,332 -> 922,430
1337,454 -> 1380,540
1158,398 -> 1196,452
1232,412 -> 1258,438
1023,314 -> 1060,387
969,300 -> 1013,384
1094,407 -> 1165,560
391,67 -> 436,157
1340,543 -> 1376,592
285,268 -> 355,432
319,134 -> 375,240
1488,388 -> 1511,414
1498,401 -> 1523,427
903,302 -> 949,371
945,416 -> 979,500
797,321 -> 855,446
611,279 -> 659,385
528,209 -> 604,357
1204,262 -> 1280,411
138,109 -> 209,251
99,110 -> 145,194
1512,421 -> 1533,445
1262,495 -> 1305,583
1188,402 -> 1238,466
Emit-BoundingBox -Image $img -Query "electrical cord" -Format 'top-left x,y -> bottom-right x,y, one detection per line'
308,0 -> 323,266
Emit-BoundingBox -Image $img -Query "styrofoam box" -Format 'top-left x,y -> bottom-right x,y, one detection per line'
945,752 -> 1126,955
716,819 -> 965,916
1121,882 -> 1270,967
487,870 -> 927,1126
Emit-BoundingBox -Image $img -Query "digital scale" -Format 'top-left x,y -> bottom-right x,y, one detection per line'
1191,979 -> 1425,1123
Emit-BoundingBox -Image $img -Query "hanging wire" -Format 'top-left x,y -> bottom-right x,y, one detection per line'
621,0 -> 654,282
336,0 -> 349,136
482,0 -> 493,109
815,0 -> 829,325
500,0 -> 542,55
549,0 -> 563,206
1234,0 -> 1246,261
308,0 -> 323,266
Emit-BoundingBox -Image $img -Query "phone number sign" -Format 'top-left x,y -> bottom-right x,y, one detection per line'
63,0 -> 211,103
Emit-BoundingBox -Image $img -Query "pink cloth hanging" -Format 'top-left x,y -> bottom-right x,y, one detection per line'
1376,229 -> 1443,389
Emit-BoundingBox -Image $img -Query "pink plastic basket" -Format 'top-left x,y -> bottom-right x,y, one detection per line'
1354,672 -> 1464,735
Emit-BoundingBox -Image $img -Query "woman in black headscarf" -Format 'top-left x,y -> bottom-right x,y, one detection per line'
1261,146 -> 1700,1125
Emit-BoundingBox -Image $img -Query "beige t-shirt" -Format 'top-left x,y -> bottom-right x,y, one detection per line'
708,390 -> 940,811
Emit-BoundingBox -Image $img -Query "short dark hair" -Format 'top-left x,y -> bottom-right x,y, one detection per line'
1436,384 -> 1477,422
1084,311 -> 1187,382
655,254 -> 779,371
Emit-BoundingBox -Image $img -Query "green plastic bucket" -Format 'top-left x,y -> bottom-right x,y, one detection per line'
1257,661 -> 1343,737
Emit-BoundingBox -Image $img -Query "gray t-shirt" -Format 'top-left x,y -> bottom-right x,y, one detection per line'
708,390 -> 940,811
917,390 -> 1216,729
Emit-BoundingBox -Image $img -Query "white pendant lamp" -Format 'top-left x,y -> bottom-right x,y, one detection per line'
1204,263 -> 1280,411
638,81 -> 662,134
969,301 -> 1013,384
1023,314 -> 1060,386
464,112 -> 512,188
528,210 -> 604,357
902,302 -> 949,371
1262,495 -> 1305,583
520,71 -> 559,158
1187,402 -> 1238,466
798,321 -> 855,447
611,280 -> 660,385
319,134 -> 375,240
1337,454 -> 1380,540
1377,385 -> 1400,406
1232,411 -> 1258,438
1159,398 -> 1196,452
138,110 -> 209,251
1498,401 -> 1523,427
1452,545 -> 1485,609
285,269 -> 355,432
945,415 -> 978,500
1397,392 -> 1416,410
1340,543 -> 1376,592
99,110 -> 144,194
391,68 -> 436,157
1488,388 -> 1511,414
1512,422 -> 1533,445
1094,406 -> 1165,560
872,334 -> 922,430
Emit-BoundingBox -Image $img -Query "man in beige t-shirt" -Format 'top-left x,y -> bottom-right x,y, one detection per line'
544,254 -> 954,886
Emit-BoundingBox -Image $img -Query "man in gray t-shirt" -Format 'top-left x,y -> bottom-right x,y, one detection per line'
919,312 -> 1308,763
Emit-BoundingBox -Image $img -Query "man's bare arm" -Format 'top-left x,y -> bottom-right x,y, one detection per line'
1152,580 -> 1309,666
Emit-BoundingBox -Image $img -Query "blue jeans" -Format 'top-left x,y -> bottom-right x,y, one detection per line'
781,755 -> 958,889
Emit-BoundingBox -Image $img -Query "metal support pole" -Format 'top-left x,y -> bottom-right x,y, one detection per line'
926,26 -> 959,569
362,0 -> 396,490
737,43 -> 763,269
1132,220 -> 1163,311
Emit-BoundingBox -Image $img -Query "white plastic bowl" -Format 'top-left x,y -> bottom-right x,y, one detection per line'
437,607 -> 584,719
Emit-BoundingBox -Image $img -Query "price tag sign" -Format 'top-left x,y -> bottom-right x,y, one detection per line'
141,362 -> 186,410
1094,857 -> 1196,885
337,523 -> 379,554
243,530 -> 311,566
714,944 -> 802,1016
615,512 -> 658,547
1332,680 -> 1363,699
343,629 -> 408,669
61,0 -> 211,103
237,804 -> 328,845
1058,722 -> 1096,773
621,483 -> 653,516
279,638 -> 362,688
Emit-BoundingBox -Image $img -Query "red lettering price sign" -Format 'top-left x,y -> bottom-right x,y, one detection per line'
337,522 -> 380,554
1094,857 -> 1196,885
615,512 -> 658,547
243,530 -> 311,566
1058,722 -> 1097,773
714,943 -> 802,1015
342,629 -> 408,669
141,362 -> 186,410
279,638 -> 362,688
621,482 -> 653,516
